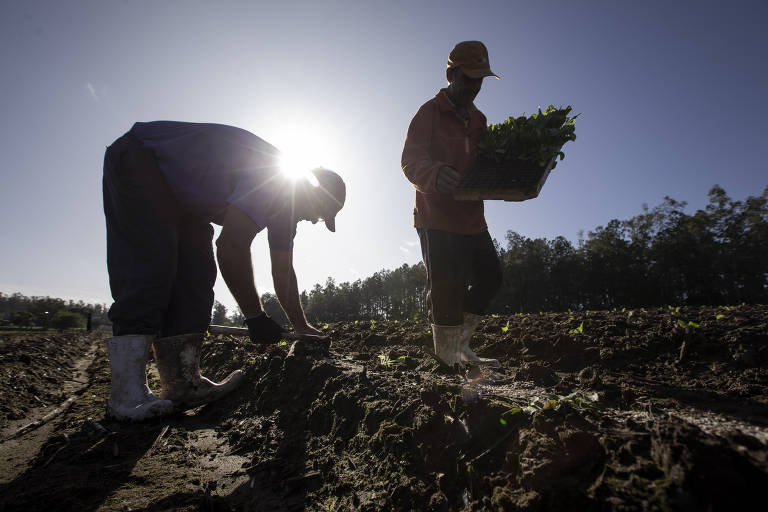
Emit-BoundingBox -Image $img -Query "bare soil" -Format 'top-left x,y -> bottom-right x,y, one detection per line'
1,305 -> 767,511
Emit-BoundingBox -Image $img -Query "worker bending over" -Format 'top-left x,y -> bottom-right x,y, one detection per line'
103,121 -> 345,421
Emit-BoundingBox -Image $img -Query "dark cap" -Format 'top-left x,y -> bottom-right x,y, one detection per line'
447,41 -> 499,79
309,168 -> 345,232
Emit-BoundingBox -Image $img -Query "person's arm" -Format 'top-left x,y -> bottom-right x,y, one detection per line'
216,204 -> 263,318
401,102 -> 460,193
269,249 -> 322,335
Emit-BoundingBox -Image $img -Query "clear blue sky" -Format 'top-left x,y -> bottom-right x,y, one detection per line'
1,0 -> 766,313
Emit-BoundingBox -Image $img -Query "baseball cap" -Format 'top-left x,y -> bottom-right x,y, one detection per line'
447,41 -> 500,79
309,168 -> 346,232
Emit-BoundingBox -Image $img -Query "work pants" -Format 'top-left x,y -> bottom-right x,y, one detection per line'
102,133 -> 216,337
418,228 -> 502,326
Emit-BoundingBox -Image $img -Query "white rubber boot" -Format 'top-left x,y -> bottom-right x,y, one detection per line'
152,334 -> 244,410
431,324 -> 464,367
106,335 -> 174,422
460,313 -> 500,367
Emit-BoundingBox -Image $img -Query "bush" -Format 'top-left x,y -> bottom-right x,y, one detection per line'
50,311 -> 85,332
9,310 -> 35,327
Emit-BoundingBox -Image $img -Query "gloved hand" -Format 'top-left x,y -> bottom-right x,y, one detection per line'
245,313 -> 286,344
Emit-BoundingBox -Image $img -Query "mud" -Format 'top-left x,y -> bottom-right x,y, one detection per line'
1,305 -> 766,511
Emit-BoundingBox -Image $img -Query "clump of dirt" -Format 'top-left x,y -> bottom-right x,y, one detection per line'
1,306 -> 767,511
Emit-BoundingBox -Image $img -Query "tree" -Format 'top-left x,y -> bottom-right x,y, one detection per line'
9,310 -> 34,327
228,309 -> 245,327
211,301 -> 228,325
28,297 -> 66,329
50,311 -> 84,332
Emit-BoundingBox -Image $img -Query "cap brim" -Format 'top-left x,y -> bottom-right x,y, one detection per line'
324,217 -> 336,232
463,68 -> 500,79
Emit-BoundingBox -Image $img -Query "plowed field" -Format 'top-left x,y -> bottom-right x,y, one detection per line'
1,305 -> 767,511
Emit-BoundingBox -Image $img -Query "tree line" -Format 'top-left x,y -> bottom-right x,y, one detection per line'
283,185 -> 767,323
0,294 -> 110,331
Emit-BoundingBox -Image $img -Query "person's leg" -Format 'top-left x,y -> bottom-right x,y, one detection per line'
102,133 -> 178,420
418,228 -> 469,326
460,230 -> 503,366
160,219 -> 216,337
153,216 -> 243,409
418,228 -> 470,365
465,230 -> 503,315
103,133 -> 180,336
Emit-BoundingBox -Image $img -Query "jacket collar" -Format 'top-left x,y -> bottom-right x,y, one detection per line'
436,88 -> 477,115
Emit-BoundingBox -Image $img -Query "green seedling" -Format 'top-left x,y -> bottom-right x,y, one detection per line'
377,354 -> 406,368
322,323 -> 329,330
501,320 -> 509,333
542,399 -> 558,410
491,313 -> 499,318
677,319 -> 699,328
569,322 -> 584,334
499,407 -> 523,426
478,105 -> 577,166
716,314 -> 726,320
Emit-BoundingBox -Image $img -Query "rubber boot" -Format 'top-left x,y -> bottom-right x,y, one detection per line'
152,334 -> 244,410
431,324 -> 464,367
460,313 -> 500,367
106,335 -> 174,422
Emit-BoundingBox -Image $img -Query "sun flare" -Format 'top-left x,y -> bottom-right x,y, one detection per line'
274,126 -> 338,182
278,150 -> 316,182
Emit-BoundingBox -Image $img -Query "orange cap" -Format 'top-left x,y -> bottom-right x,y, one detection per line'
446,41 -> 500,79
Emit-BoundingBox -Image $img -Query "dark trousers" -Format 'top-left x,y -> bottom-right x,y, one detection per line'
418,228 -> 502,326
103,133 -> 216,337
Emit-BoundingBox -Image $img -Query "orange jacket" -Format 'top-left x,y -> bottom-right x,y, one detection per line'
401,89 -> 487,234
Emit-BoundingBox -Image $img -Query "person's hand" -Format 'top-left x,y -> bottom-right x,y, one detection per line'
245,313 -> 286,344
436,165 -> 461,193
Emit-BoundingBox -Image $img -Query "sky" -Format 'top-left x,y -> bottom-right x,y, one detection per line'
1,0 -> 766,314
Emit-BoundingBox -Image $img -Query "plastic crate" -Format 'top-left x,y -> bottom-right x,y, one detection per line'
453,154 -> 558,202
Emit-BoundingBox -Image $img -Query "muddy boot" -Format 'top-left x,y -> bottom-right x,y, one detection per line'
460,313 -> 500,367
106,335 -> 174,422
431,324 -> 464,367
152,334 -> 244,410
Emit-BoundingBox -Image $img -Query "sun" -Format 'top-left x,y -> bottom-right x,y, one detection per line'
278,149 -> 316,182
272,124 -> 338,182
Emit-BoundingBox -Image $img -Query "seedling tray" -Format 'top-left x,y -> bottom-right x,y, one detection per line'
453,155 -> 558,202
